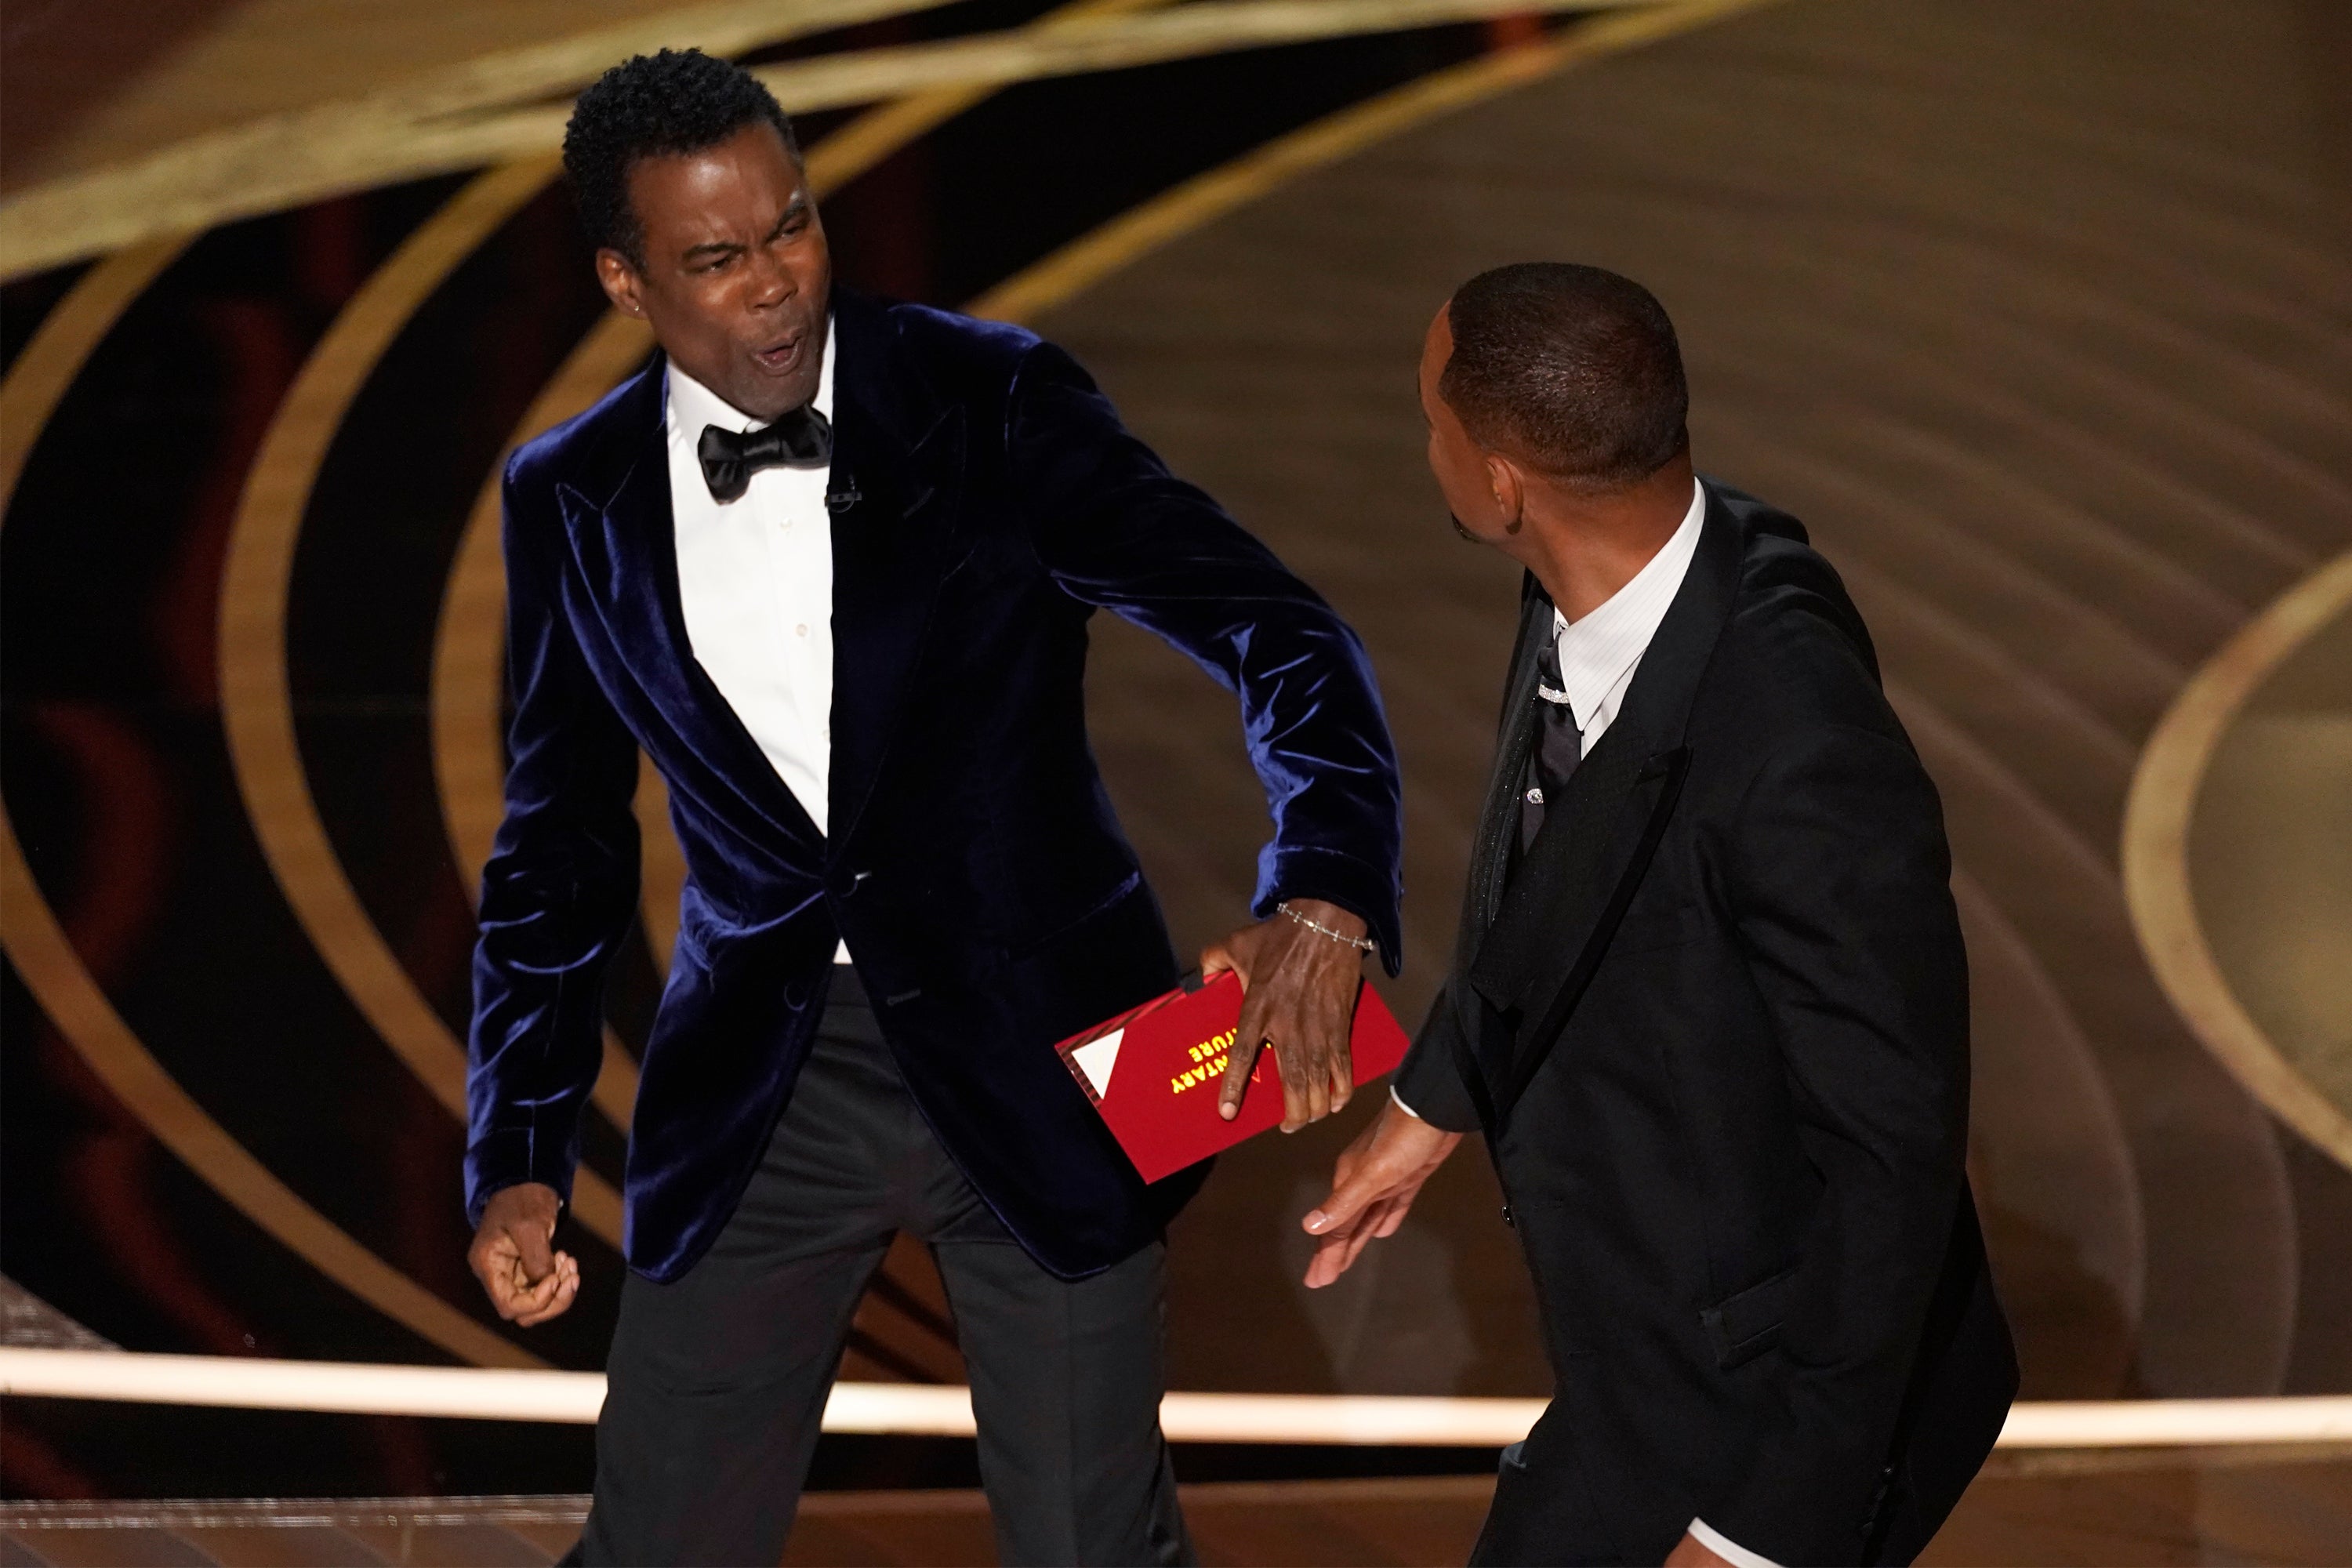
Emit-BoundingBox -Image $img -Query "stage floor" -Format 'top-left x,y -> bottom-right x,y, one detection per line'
3,1454 -> 2350,1567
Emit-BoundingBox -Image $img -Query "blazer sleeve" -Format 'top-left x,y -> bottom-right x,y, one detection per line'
463,459 -> 643,1225
1005,339 -> 1403,970
1390,982 -> 1483,1132
1700,717 -> 1973,1563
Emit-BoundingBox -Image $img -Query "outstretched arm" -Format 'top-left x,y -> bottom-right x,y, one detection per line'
462,459 -> 642,1323
1011,340 -> 1403,1127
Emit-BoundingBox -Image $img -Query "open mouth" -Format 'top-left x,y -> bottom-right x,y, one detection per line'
753,333 -> 807,375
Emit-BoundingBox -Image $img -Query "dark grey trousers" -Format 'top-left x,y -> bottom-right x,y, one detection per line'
577,966 -> 1192,1567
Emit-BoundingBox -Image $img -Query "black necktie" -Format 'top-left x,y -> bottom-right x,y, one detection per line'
697,405 -> 832,503
1517,631 -> 1584,853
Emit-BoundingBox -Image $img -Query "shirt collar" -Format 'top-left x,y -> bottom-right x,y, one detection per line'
1548,477 -> 1707,728
665,314 -> 836,445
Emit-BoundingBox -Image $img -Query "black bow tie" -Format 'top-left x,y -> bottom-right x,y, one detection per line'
697,405 -> 832,503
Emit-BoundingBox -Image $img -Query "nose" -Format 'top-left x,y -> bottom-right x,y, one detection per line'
748,244 -> 793,310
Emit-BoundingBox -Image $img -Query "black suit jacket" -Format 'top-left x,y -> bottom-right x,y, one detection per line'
1393,481 -> 2016,1566
466,290 -> 1403,1283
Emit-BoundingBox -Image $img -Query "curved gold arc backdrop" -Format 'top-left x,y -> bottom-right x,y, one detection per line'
213,155 -> 630,1248
0,244 -> 540,1370
0,0 -> 965,281
969,0 -> 1784,324
2123,551 -> 2352,1172
0,0 -> 1672,280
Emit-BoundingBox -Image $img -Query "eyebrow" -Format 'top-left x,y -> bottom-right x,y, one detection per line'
678,192 -> 809,263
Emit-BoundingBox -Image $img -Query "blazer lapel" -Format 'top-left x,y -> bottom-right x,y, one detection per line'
1468,580 -> 1554,932
1463,486 -> 1747,1118
825,292 -> 967,849
554,354 -> 822,851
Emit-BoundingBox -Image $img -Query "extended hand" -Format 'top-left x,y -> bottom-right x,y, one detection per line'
466,1181 -> 580,1327
1300,1096 -> 1461,1287
1200,898 -> 1370,1131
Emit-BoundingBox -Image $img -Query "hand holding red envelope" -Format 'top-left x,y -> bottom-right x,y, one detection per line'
1054,972 -> 1412,1184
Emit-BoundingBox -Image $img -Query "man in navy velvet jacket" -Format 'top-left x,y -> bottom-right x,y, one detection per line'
459,49 -> 1401,1568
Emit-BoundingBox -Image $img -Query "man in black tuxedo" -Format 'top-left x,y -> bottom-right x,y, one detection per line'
1303,265 -> 2015,1566
459,50 -> 1402,1566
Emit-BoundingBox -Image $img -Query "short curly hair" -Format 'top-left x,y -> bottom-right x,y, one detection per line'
562,48 -> 800,268
1440,263 -> 1688,487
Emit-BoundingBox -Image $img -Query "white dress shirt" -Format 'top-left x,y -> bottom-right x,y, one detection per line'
1538,476 -> 1707,758
664,328 -> 851,961
1392,481 -> 1776,1566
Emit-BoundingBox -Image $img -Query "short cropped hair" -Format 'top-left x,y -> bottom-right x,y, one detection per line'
1439,263 -> 1689,486
563,48 -> 800,267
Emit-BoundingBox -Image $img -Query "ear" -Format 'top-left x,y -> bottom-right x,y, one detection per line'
594,249 -> 648,319
1485,452 -> 1529,534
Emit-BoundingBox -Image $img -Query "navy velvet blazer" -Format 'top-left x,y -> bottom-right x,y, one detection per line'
464,290 -> 1403,1283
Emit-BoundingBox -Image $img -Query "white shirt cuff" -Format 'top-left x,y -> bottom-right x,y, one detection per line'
1389,1085 -> 1422,1120
1687,1519 -> 1780,1568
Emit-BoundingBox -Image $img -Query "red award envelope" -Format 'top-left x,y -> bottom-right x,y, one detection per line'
1054,973 -> 1411,1184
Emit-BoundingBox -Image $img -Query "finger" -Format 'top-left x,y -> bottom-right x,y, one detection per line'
1327,1025 -> 1355,1112
1299,1023 -> 1335,1125
511,1214 -> 557,1284
1303,1163 -> 1387,1236
1339,1214 -> 1388,1275
1310,991 -> 1353,1120
514,1282 -> 565,1325
1303,1233 -> 1350,1289
1232,978 -> 1274,1058
470,1237 -> 518,1308
1199,940 -> 1236,978
510,1261 -> 563,1315
487,1274 -> 529,1321
1306,1036 -> 1334,1123
466,1237 -> 504,1291
1225,968 -> 1280,1120
1374,1197 -> 1414,1239
1272,1035 -> 1312,1131
1303,1223 -> 1367,1289
1305,1196 -> 1394,1288
1217,1034 -> 1264,1122
517,1273 -> 579,1328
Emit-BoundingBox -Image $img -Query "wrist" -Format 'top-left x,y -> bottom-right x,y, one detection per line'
1277,898 -> 1372,952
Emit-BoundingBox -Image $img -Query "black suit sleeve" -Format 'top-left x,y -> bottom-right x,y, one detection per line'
1390,983 -> 1482,1131
1701,717 -> 1971,1563
463,459 -> 642,1225
1005,339 -> 1403,968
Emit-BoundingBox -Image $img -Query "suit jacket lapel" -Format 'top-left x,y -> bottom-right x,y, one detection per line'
1463,485 -> 1747,1115
554,353 -> 822,851
825,291 -> 967,849
1468,580 -> 1553,932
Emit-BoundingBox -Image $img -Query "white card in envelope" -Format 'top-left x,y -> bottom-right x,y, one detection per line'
1069,1028 -> 1123,1098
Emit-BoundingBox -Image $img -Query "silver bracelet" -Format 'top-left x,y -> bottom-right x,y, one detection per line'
1278,902 -> 1374,953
